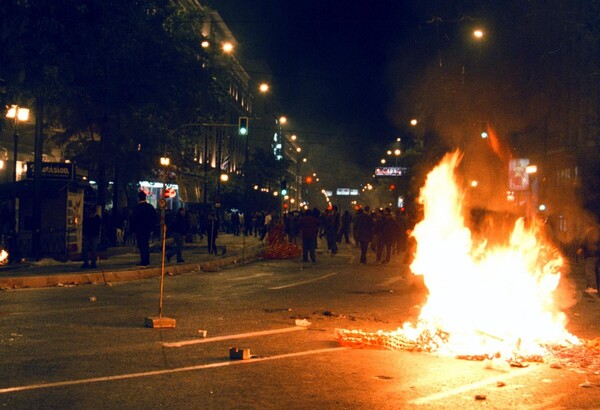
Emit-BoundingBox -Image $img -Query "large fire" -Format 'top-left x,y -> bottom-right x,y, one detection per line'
338,151 -> 581,361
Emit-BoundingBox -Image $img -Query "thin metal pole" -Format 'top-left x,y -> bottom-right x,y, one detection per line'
159,218 -> 167,318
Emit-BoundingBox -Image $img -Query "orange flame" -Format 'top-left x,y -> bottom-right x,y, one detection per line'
401,151 -> 579,358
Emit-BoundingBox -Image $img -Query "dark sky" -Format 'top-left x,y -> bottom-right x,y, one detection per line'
204,1 -> 460,187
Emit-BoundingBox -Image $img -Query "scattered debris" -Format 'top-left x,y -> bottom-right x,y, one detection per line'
295,319 -> 311,327
198,330 -> 207,338
579,380 -> 592,388
229,347 -> 250,360
496,381 -> 506,387
474,394 -> 487,400
89,296 -> 97,302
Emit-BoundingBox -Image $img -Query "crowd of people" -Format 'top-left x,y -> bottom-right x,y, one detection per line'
81,192 -> 600,297
286,205 -> 413,265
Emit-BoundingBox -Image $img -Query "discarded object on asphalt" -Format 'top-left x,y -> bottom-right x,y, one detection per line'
229,347 -> 250,360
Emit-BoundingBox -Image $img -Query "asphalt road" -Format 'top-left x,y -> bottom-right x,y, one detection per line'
1,240 -> 600,409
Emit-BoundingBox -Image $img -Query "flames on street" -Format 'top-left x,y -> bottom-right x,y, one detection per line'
337,151 -> 583,363
0,249 -> 8,265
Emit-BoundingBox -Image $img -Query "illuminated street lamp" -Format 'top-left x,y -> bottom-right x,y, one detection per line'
6,105 -> 30,183
222,42 -> 233,53
473,29 -> 484,39
380,159 -> 386,164
410,119 -> 418,126
259,83 -> 269,93
296,147 -> 301,153
220,173 -> 229,182
526,164 -> 538,219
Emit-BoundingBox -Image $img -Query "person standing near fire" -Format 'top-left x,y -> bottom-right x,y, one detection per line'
353,206 -> 375,264
578,223 -> 600,294
299,208 -> 321,263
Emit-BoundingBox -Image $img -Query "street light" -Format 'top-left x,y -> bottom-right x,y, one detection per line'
6,105 -> 30,182
526,164 -> 538,220
259,83 -> 269,93
222,42 -> 234,53
473,29 -> 484,39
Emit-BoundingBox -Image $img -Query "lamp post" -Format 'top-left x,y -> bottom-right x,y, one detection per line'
526,164 -> 538,221
5,105 -> 29,264
6,105 -> 30,183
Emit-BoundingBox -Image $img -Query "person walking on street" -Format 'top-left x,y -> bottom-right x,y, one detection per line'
81,206 -> 102,269
167,207 -> 189,263
299,208 -> 321,263
324,205 -> 341,255
376,208 -> 399,264
260,210 -> 272,240
130,191 -> 157,267
340,210 -> 352,244
353,206 -> 374,264
207,211 -> 220,255
578,223 -> 600,294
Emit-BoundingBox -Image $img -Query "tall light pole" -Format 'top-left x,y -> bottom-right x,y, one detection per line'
6,105 -> 30,183
5,105 -> 29,264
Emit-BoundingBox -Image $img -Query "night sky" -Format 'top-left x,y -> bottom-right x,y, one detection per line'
206,1 -> 481,188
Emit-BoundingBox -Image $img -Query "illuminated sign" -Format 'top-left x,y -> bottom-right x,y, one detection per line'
26,162 -> 73,180
375,167 -> 407,176
350,189 -> 359,196
508,159 -> 529,191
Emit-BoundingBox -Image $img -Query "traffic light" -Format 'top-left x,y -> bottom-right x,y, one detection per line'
280,180 -> 288,196
305,176 -> 313,184
238,117 -> 249,135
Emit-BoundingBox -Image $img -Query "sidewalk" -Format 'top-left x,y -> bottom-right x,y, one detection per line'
0,234 -> 264,290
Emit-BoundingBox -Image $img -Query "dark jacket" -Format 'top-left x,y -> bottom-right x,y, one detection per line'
82,214 -> 102,237
299,214 -> 321,240
130,201 -> 157,236
353,211 -> 374,242
169,212 -> 189,235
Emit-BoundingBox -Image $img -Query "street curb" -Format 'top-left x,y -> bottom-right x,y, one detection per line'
0,243 -> 265,290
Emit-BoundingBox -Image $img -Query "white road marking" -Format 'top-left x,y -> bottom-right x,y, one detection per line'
409,365 -> 538,404
0,347 -> 348,394
162,326 -> 306,348
268,272 -> 338,290
379,276 -> 404,286
226,272 -> 274,281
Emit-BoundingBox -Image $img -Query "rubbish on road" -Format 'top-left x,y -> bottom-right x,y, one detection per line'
198,329 -> 208,337
144,316 -> 176,329
496,381 -> 506,387
295,319 -> 311,327
474,394 -> 487,400
579,380 -> 592,388
89,296 -> 97,302
229,347 -> 250,360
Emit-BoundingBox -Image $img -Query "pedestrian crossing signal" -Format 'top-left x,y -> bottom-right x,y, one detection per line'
238,117 -> 249,135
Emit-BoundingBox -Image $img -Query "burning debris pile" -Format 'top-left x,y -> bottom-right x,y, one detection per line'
337,151 -> 592,367
262,224 -> 301,259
